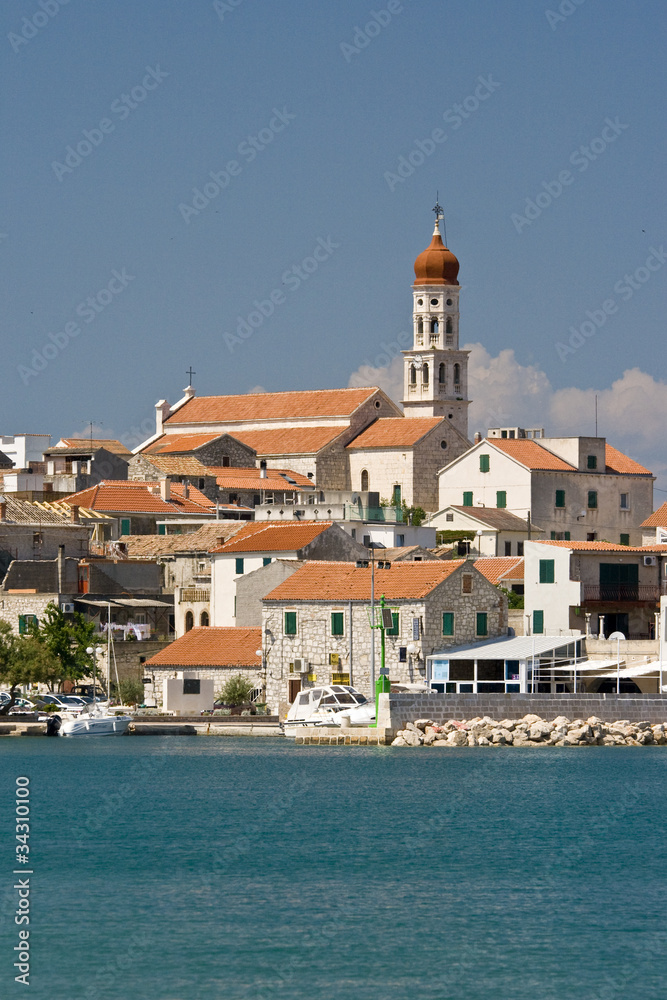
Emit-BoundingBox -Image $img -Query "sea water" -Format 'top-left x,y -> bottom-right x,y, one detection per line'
1,737 -> 666,999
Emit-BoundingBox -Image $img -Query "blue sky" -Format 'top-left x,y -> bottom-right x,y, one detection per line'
3,1 -> 666,482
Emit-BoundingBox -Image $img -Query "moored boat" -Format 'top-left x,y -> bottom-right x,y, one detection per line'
283,684 -> 374,737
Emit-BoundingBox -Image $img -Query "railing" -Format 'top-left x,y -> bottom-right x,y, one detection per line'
180,588 -> 210,603
582,584 -> 660,603
345,505 -> 404,523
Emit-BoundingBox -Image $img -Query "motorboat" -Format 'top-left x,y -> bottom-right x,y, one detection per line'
57,705 -> 132,737
284,684 -> 375,737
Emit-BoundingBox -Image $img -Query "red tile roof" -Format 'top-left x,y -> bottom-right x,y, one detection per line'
532,540 -> 667,553
605,444 -> 652,476
144,627 -> 262,667
263,560 -> 468,601
641,502 -> 667,528
346,417 -> 444,449
63,481 -> 216,515
474,556 -> 524,584
53,438 -> 131,456
448,506 -> 536,531
136,455 -> 210,476
121,522 -> 246,557
231,426 -> 346,456
207,466 -> 315,489
143,433 -> 231,455
211,521 -> 335,554
488,439 -> 576,471
166,388 -> 383,425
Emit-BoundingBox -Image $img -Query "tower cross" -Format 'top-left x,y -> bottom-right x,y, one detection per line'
186,367 -> 196,384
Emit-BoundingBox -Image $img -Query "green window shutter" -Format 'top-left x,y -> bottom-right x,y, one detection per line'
551,531 -> 556,540
442,612 -> 454,636
587,455 -> 597,470
235,558 -> 244,574
462,491 -> 473,507
18,615 -> 26,635
331,612 -> 344,636
539,559 -> 555,584
392,485 -> 401,505
476,612 -> 488,636
158,523 -> 166,535
555,490 -> 565,508
387,612 -> 399,636
533,610 -> 544,634
496,490 -> 506,508
263,557 -> 272,566
120,518 -> 130,535
620,534 -> 630,546
479,454 -> 490,473
564,532 -> 571,541
588,491 -> 598,509
284,611 -> 297,636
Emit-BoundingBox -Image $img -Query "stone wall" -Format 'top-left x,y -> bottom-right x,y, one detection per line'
148,664 -> 263,708
379,691 -> 667,730
0,594 -> 59,634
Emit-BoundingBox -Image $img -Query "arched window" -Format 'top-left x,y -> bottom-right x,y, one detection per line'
446,317 -> 453,334
200,611 -> 209,627
361,469 -> 369,491
409,365 -> 417,385
430,318 -> 439,333
453,363 -> 461,386
417,318 -> 423,334
185,611 -> 194,632
422,363 -> 429,385
439,363 -> 446,384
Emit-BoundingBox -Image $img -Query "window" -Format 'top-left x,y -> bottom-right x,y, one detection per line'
185,611 -> 194,632
439,363 -> 445,384
620,533 -> 630,546
504,541 -> 512,556
18,614 -> 38,635
587,455 -> 597,470
446,317 -> 453,334
440,439 -> 447,450
229,493 -> 238,503
517,542 -> 524,556
620,493 -> 629,509
409,365 -> 417,385
555,489 -> 565,508
331,612 -> 344,636
396,534 -> 404,546
480,454 -> 490,473
120,518 -> 130,535
445,513 -> 454,522
462,574 -> 473,594
476,612 -> 488,636
586,532 -> 597,542
399,647 -> 407,662
361,469 -> 369,491
533,610 -> 544,634
263,557 -> 272,566
539,559 -> 555,583
200,611 -> 209,626
462,491 -> 473,507
235,558 -> 244,574
430,318 -> 438,333
588,491 -> 598,509
496,490 -> 506,508
422,363 -> 429,385
442,612 -> 454,636
284,611 -> 297,636
417,318 -> 423,333
392,485 -> 401,505
387,612 -> 399,636
222,456 -> 230,467
453,363 -> 461,386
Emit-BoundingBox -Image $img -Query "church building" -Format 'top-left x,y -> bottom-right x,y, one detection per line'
134,209 -> 472,513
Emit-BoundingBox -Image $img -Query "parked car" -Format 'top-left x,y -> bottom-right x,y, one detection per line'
8,698 -> 39,714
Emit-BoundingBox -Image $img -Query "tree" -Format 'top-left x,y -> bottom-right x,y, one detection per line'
498,586 -> 524,610
32,603 -> 97,688
0,622 -> 57,715
217,675 -> 255,706
116,678 -> 145,706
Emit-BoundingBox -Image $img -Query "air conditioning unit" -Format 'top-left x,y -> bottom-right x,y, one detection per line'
60,603 -> 74,613
290,659 -> 306,674
644,556 -> 657,567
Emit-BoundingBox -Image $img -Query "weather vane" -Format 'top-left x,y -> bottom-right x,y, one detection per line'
432,193 -> 443,221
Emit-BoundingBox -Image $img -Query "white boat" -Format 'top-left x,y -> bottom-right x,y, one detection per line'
58,706 -> 132,737
284,684 -> 375,737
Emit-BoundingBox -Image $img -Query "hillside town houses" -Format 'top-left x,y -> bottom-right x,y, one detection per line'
2,210 -> 666,714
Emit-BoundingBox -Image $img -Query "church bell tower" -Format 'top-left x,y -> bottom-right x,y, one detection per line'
402,204 -> 470,441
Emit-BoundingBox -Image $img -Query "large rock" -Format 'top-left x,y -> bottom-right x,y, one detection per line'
477,736 -> 491,746
522,714 -> 542,725
491,728 -> 513,745
432,739 -> 451,747
529,721 -> 553,740
422,732 -> 438,746
391,736 -> 408,747
402,729 -> 423,747
447,730 -> 468,747
414,719 -> 434,732
405,722 -> 422,735
498,719 -> 518,731
552,715 -> 571,727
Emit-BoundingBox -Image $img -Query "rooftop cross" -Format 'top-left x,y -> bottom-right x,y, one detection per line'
186,366 -> 196,384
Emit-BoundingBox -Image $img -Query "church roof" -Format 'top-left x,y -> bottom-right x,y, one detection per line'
143,432 -> 234,455
413,220 -> 460,286
165,387 -> 385,425
346,416 -> 444,449
230,426 -> 346,456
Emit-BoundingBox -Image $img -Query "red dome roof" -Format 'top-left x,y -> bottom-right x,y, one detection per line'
413,226 -> 459,286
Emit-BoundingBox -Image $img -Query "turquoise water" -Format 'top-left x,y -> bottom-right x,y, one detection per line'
1,738 -> 667,999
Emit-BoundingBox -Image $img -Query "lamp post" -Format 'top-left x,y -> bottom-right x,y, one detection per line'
609,630 -> 625,694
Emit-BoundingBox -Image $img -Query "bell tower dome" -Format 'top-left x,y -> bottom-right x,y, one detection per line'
402,203 -> 470,441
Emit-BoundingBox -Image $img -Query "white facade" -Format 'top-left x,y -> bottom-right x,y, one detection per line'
427,505 -> 541,557
524,542 -> 582,635
438,441 -> 532,515
0,434 -> 50,469
211,551 -> 294,626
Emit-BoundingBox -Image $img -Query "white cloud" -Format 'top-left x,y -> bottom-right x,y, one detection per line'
348,345 -> 667,484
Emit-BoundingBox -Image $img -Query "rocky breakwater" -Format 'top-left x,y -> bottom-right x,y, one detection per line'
390,714 -> 667,747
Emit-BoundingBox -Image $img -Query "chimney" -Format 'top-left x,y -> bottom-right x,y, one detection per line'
474,431 -> 482,444
159,478 -> 171,502
216,536 -> 225,547
182,482 -> 189,499
57,544 -> 65,593
70,504 -> 80,523
155,399 -> 171,436
260,460 -> 267,479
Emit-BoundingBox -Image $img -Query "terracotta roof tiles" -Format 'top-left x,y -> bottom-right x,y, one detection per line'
346,417 -> 445,450
63,481 -> 216,515
263,559 -> 468,601
144,627 -> 261,668
144,433 -> 231,455
605,444 -> 652,476
211,521 -> 335,554
532,540 -> 667,553
231,426 -> 346,456
166,388 -> 383,425
473,556 -> 524,584
488,439 -> 576,471
641,502 -> 667,528
206,466 -> 316,489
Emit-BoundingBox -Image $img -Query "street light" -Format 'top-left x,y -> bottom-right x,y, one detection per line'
609,630 -> 625,694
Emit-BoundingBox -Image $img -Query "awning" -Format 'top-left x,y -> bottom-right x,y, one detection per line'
113,598 -> 173,608
74,598 -> 123,608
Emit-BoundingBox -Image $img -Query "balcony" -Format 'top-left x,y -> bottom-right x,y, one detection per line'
180,588 -> 210,603
345,505 -> 404,523
582,584 -> 660,603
